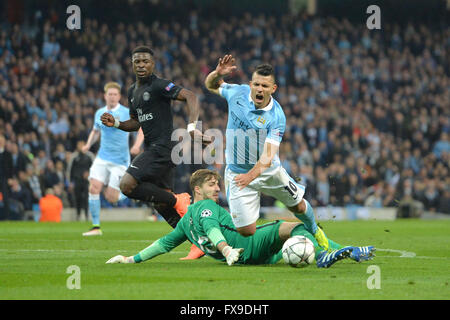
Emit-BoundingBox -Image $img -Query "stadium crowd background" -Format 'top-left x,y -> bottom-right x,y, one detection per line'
0,0 -> 449,220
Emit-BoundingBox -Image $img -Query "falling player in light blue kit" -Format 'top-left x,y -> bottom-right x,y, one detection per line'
205,55 -> 330,250
82,82 -> 144,236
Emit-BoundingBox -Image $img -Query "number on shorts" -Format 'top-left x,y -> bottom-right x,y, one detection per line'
284,181 -> 298,199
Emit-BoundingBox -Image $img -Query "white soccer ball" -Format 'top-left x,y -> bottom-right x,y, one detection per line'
282,235 -> 315,267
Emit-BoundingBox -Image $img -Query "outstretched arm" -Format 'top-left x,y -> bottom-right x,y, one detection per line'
105,240 -> 167,264
106,226 -> 187,264
205,54 -> 237,95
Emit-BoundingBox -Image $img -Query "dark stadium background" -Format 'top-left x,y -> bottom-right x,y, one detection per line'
0,0 -> 448,221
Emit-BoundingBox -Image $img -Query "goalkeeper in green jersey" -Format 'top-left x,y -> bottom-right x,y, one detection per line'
106,169 -> 375,268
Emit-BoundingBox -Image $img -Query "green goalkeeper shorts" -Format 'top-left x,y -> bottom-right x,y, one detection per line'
236,220 -> 284,265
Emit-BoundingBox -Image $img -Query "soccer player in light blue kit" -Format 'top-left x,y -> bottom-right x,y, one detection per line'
82,82 -> 143,236
205,55 -> 330,250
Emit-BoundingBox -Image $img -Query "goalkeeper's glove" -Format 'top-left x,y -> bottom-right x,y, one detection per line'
106,255 -> 135,264
222,246 -> 244,266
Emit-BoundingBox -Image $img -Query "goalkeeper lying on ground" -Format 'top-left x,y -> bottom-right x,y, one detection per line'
106,169 -> 375,268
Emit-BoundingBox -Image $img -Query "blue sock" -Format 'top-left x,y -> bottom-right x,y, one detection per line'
294,199 -> 318,234
88,193 -> 101,227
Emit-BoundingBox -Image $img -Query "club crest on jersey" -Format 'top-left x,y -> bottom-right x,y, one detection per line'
257,116 -> 266,125
143,92 -> 151,101
201,209 -> 213,218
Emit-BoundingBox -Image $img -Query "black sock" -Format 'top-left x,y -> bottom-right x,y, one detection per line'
128,182 -> 177,206
153,204 -> 181,229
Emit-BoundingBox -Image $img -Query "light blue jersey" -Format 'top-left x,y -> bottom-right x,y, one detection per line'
219,83 -> 286,174
93,104 -> 130,167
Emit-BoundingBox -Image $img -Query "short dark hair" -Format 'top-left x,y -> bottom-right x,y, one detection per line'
132,46 -> 154,56
254,63 -> 275,82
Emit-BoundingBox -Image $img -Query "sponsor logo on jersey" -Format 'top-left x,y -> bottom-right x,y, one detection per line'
136,108 -> 153,122
230,111 -> 250,130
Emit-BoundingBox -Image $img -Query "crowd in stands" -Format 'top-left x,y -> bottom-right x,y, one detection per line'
0,2 -> 448,220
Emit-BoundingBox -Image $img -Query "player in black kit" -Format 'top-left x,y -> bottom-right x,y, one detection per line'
101,46 -> 209,259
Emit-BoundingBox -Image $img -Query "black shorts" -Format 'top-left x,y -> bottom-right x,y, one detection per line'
126,149 -> 175,191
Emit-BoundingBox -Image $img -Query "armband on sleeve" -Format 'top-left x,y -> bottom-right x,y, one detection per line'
207,227 -> 227,247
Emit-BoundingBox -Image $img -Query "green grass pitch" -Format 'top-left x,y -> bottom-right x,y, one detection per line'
1,219 -> 449,300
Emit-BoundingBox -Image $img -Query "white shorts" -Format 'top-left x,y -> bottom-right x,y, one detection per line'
224,165 -> 305,228
89,158 -> 128,191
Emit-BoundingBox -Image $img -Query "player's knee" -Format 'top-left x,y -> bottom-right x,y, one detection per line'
238,229 -> 255,237
89,184 -> 101,195
105,191 -> 119,204
237,225 -> 256,237
289,199 -> 306,214
119,182 -> 133,196
119,174 -> 137,196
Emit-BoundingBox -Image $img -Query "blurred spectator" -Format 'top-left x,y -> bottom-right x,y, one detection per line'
421,180 -> 440,212
438,190 -> 449,214
42,159 -> 60,189
9,142 -> 30,177
16,170 -> 35,211
433,132 -> 449,160
26,164 -> 43,208
66,140 -> 94,220
39,188 -> 63,222
315,167 -> 330,206
7,177 -> 31,219
364,185 -> 383,208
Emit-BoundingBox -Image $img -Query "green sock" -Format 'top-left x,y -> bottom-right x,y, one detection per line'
290,224 -> 343,259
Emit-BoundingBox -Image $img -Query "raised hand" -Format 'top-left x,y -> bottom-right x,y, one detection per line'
216,54 -> 237,76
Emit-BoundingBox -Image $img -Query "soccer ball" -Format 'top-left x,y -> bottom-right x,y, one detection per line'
282,236 -> 315,267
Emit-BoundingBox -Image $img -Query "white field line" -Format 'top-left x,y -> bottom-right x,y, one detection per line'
0,248 -> 185,254
376,248 -> 416,258
375,248 -> 450,260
